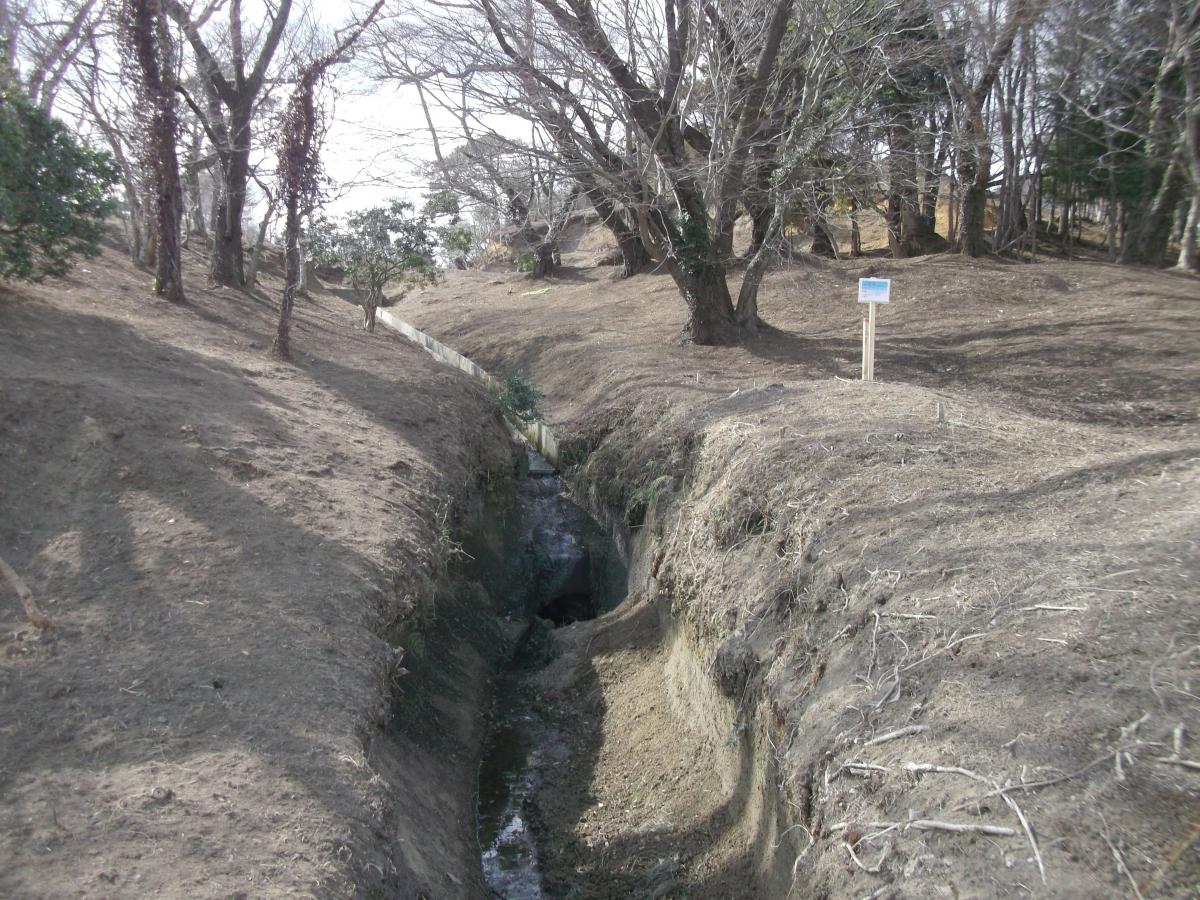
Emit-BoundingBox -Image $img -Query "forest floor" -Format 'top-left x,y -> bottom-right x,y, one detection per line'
390,242 -> 1200,898
0,236 -> 515,898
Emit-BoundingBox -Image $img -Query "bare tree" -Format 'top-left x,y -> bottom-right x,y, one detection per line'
933,0 -> 1042,257
1178,0 -> 1200,269
162,0 -> 294,287
271,0 -> 384,360
0,0 -> 106,113
379,0 -> 885,343
120,0 -> 185,303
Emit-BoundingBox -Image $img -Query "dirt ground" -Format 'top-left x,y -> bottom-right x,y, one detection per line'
392,240 -> 1200,898
0,238 -> 514,898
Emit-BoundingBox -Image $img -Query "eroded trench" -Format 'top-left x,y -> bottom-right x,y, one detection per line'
470,448 -> 627,898
380,430 -> 798,898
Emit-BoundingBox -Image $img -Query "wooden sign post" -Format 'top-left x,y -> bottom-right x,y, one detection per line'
858,278 -> 890,381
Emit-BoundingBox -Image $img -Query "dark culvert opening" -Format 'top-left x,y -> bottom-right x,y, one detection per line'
539,590 -> 596,626
473,448 -> 629,898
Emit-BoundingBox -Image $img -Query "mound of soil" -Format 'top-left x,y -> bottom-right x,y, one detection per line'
0,239 -> 514,897
391,256 -> 1200,897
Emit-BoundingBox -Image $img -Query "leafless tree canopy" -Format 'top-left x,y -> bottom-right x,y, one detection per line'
362,0 -> 1199,342
2,0 -> 1195,341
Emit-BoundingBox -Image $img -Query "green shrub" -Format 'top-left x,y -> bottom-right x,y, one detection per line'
498,372 -> 543,424
0,88 -> 118,282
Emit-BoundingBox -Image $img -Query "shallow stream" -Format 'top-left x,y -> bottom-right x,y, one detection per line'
475,449 -> 625,898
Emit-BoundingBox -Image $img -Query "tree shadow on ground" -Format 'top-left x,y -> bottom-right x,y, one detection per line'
0,295 -> 496,898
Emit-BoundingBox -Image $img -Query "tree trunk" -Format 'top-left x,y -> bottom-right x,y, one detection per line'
921,121 -> 947,234
808,186 -> 838,258
947,162 -> 958,241
887,110 -> 925,258
668,260 -> 740,345
299,247 -> 311,292
246,195 -> 277,286
125,0 -> 185,304
183,127 -> 208,246
748,203 -> 775,258
850,199 -> 863,257
1121,156 -> 1184,266
1177,194 -> 1199,271
735,207 -> 781,331
586,188 -> 649,277
155,157 -> 186,304
272,192 -> 300,360
810,224 -> 837,258
123,185 -> 144,263
616,227 -> 650,277
529,186 -> 581,279
958,110 -> 992,258
364,289 -> 378,332
531,240 -> 559,278
960,179 -> 989,257
211,103 -> 252,286
140,202 -> 158,268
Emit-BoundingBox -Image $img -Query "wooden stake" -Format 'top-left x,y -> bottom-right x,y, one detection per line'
856,278 -> 889,381
862,313 -> 870,380
864,301 -> 878,381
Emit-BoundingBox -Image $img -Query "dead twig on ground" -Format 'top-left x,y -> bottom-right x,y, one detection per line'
1153,756 -> 1200,771
908,819 -> 1016,836
0,555 -> 52,629
1101,827 -> 1144,900
899,632 -> 985,672
846,839 -> 891,873
838,761 -> 891,776
864,724 -> 928,746
906,762 -> 1046,884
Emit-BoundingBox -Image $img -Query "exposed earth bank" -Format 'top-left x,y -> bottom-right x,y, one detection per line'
391,248 -> 1200,898
0,240 -> 518,898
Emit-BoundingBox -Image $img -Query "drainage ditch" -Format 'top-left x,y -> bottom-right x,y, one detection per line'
473,448 -> 627,898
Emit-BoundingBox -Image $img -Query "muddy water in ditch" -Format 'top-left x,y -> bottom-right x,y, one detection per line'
476,450 -> 626,898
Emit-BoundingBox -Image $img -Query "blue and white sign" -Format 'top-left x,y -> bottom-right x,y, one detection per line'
858,278 -> 891,304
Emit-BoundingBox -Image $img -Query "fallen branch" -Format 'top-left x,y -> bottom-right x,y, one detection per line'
840,761 -> 891,776
833,817 -> 1015,839
906,762 -> 1045,883
865,724 -> 928,747
986,754 -> 1109,797
0,555 -> 52,629
1154,756 -> 1200,772
1000,788 -> 1046,884
907,819 -> 1016,837
1102,829 -> 1144,900
900,632 -> 986,672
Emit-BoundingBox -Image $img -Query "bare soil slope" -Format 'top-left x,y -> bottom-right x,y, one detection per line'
0,239 -> 513,898
393,255 -> 1200,898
